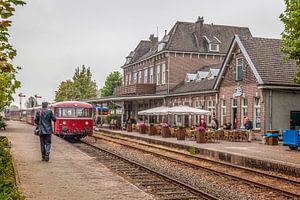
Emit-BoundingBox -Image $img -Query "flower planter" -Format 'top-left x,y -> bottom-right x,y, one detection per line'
139,126 -> 146,134
127,124 -> 132,132
149,126 -> 157,135
196,131 -> 206,143
162,127 -> 171,138
176,129 -> 185,140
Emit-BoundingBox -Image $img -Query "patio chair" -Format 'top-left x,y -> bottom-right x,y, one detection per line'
205,131 -> 214,142
224,130 -> 229,140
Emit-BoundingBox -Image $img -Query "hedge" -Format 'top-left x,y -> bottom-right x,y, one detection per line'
0,136 -> 23,200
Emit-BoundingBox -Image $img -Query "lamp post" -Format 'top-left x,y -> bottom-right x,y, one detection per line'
18,93 -> 26,120
34,94 -> 42,107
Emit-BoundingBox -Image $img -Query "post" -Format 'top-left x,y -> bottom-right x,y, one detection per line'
18,93 -> 26,121
34,94 -> 42,107
100,103 -> 103,128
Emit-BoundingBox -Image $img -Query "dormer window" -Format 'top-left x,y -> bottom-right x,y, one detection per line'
204,35 -> 220,52
209,43 -> 219,52
125,57 -> 132,64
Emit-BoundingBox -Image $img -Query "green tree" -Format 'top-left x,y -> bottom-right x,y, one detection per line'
100,71 -> 122,97
72,65 -> 97,100
0,0 -> 26,111
280,0 -> 300,84
25,96 -> 37,108
54,80 -> 75,102
55,65 -> 97,102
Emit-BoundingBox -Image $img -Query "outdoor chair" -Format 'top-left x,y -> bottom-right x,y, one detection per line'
205,131 -> 214,142
224,130 -> 229,140
239,131 -> 248,141
228,131 -> 234,141
213,130 -> 221,141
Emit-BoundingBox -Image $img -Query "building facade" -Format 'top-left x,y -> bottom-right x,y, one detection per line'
87,17 -> 300,137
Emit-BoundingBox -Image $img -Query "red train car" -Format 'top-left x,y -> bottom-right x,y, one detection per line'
53,101 -> 93,139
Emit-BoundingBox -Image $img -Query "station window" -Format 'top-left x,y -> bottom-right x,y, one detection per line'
156,65 -> 161,85
236,58 -> 243,81
149,67 -> 153,84
144,69 -> 148,84
221,99 -> 226,126
241,98 -> 248,128
254,97 -> 261,129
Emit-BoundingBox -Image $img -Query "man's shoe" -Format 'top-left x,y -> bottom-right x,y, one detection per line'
42,156 -> 45,161
45,155 -> 49,162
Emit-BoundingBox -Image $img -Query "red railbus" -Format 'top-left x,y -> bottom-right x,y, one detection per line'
53,101 -> 93,139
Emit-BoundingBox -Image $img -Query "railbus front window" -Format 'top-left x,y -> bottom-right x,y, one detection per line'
76,108 -> 92,117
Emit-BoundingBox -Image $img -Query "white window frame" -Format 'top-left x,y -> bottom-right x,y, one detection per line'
161,64 -> 166,84
133,72 -> 137,84
241,98 -> 248,128
156,64 -> 161,85
144,69 -> 148,84
149,67 -> 153,84
209,43 -> 219,52
128,73 -> 131,85
207,100 -> 215,123
138,71 -> 142,84
254,97 -> 261,130
221,99 -> 226,127
236,58 -> 243,81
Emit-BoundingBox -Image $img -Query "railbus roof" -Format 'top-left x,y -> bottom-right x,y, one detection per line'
53,101 -> 93,108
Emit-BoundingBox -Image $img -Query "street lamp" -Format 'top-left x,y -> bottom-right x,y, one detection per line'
34,94 -> 42,107
18,93 -> 26,120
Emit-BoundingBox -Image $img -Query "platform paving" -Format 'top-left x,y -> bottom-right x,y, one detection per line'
97,127 -> 300,177
0,121 -> 153,200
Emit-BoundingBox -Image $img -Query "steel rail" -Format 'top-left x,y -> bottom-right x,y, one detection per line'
91,133 -> 300,199
80,139 -> 220,200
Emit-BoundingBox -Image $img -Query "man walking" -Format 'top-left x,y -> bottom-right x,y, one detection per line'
34,102 -> 56,161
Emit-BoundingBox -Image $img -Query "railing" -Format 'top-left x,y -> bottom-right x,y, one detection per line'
114,84 -> 156,95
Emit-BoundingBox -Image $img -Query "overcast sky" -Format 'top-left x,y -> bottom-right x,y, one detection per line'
10,0 -> 286,107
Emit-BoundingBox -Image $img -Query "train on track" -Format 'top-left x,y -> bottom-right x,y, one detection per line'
7,101 -> 93,139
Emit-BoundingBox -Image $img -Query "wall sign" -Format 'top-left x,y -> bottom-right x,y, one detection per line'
233,85 -> 243,97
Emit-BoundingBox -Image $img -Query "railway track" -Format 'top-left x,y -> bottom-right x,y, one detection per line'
90,132 -> 300,199
76,139 -> 220,200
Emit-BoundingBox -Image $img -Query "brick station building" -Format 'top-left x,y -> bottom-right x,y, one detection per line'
87,17 -> 300,138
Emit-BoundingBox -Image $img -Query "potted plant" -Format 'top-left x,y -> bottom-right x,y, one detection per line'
149,123 -> 157,135
161,123 -> 171,138
176,126 -> 186,140
139,122 -> 146,134
196,126 -> 206,143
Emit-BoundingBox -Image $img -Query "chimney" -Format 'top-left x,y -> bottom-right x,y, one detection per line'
149,34 -> 158,46
195,16 -> 204,49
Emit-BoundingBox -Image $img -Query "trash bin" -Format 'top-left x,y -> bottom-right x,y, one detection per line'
266,130 -> 279,145
283,130 -> 299,150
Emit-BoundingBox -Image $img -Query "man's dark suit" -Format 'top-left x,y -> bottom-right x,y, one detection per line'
34,109 -> 56,161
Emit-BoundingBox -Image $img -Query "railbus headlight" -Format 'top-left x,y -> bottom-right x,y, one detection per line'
62,121 -> 66,125
85,121 -> 89,125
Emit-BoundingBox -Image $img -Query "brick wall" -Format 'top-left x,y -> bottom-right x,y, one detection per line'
122,52 -> 224,94
217,46 -> 265,134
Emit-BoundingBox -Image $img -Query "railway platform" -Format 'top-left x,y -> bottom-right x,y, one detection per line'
0,121 -> 153,200
96,127 -> 300,177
